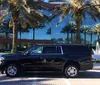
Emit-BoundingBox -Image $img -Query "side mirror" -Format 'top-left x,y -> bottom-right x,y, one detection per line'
26,52 -> 30,55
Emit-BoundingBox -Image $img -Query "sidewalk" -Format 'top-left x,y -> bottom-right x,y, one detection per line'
93,63 -> 100,70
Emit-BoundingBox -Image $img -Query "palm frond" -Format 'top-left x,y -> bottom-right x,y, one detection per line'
54,4 -> 72,26
71,0 -> 83,8
20,22 -> 27,29
8,0 -> 18,6
19,16 -> 27,29
0,12 -> 8,22
9,17 -> 13,27
59,6 -> 72,22
82,11 -> 86,20
22,12 -> 39,27
87,11 -> 97,22
21,3 -> 31,13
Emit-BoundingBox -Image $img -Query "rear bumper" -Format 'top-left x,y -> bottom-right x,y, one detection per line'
80,62 -> 93,70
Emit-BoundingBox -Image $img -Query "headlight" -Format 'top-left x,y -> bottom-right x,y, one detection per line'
0,57 -> 5,64
0,57 -> 5,60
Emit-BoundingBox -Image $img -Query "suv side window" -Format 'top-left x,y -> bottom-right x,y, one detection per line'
30,46 -> 43,55
42,46 -> 61,54
62,45 -> 90,54
24,46 -> 43,55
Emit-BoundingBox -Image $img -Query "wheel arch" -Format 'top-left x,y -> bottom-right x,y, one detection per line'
63,60 -> 80,72
4,61 -> 21,70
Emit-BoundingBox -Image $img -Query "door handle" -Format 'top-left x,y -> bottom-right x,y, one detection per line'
43,59 -> 46,63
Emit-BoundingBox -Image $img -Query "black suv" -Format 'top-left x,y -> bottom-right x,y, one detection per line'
0,44 -> 93,77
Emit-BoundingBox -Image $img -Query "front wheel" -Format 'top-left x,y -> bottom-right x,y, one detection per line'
5,64 -> 19,77
64,65 -> 79,78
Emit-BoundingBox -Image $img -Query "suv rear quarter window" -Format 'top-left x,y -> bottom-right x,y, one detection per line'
62,45 -> 90,55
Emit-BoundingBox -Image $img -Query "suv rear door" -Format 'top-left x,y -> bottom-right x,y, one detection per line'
40,46 -> 63,71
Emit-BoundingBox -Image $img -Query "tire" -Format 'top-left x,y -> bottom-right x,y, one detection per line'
64,65 -> 79,78
5,64 -> 19,77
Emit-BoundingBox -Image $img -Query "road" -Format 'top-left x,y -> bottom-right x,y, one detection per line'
0,63 -> 100,85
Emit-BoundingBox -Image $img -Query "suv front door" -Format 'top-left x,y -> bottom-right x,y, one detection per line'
20,46 -> 43,70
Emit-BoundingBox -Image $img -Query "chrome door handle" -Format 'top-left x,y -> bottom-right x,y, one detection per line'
43,59 -> 46,63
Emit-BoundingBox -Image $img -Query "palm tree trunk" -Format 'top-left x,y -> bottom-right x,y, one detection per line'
98,35 -> 100,42
67,32 -> 69,44
5,32 -> 8,38
67,32 -> 68,43
84,32 -> 86,44
33,28 -> 35,40
19,31 -> 22,47
20,31 -> 21,39
71,32 -> 73,44
5,32 -> 8,49
11,10 -> 19,53
90,33 -> 92,45
11,21 -> 18,53
76,21 -> 81,44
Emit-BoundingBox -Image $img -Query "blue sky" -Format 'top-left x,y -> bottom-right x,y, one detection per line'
44,0 -> 49,2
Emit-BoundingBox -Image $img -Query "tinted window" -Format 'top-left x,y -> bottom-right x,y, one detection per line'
42,46 -> 58,53
62,45 -> 90,54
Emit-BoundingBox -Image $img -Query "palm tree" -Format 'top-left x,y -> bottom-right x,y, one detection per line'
51,0 -> 100,43
46,28 -> 51,35
49,0 -> 66,2
0,0 -> 48,53
88,28 -> 94,45
0,23 -> 12,49
61,21 -> 76,44
81,26 -> 89,44
51,38 -> 57,43
91,0 -> 100,12
18,23 -> 29,39
0,23 -> 12,38
70,27 -> 77,44
61,24 -> 70,44
57,38 -> 63,43
93,23 -> 100,42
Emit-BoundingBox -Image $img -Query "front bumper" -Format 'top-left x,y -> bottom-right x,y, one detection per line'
0,61 -> 5,73
0,65 -> 5,73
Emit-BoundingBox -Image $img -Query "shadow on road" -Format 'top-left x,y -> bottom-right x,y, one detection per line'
0,78 -> 53,85
0,72 -> 63,85
77,70 -> 100,78
0,70 -> 100,81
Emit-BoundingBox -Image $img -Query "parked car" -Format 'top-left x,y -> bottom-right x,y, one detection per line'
0,44 -> 93,77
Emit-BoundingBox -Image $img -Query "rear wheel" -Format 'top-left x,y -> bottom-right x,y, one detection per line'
64,65 -> 79,78
5,64 -> 19,77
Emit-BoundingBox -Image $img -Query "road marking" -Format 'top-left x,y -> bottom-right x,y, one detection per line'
33,75 -> 38,85
64,78 -> 71,85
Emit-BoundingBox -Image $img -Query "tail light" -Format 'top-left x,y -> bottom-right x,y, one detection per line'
90,55 -> 92,61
